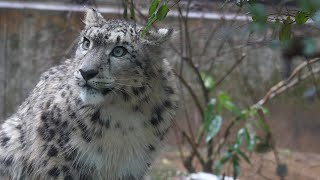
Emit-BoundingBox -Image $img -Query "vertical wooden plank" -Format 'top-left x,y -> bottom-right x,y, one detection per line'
0,9 -> 7,120
3,10 -> 22,119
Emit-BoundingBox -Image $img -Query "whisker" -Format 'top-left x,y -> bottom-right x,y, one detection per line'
114,77 -> 144,81
113,82 -> 147,88
112,85 -> 135,98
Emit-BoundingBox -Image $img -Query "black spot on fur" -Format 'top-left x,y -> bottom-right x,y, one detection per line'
62,166 -> 69,172
26,160 -> 35,174
65,148 -> 78,161
69,112 -> 76,119
48,145 -> 58,157
155,128 -> 169,141
142,96 -> 150,103
122,41 -> 129,45
3,155 -> 13,166
132,105 -> 140,112
163,100 -> 172,109
102,88 -> 112,95
116,36 -> 121,43
41,111 -> 48,122
45,100 -> 52,109
48,167 -> 60,177
148,144 -> 155,152
37,126 -> 55,142
150,105 -> 164,126
91,110 -> 100,124
64,175 -> 74,180
19,127 -> 26,148
58,133 -> 70,148
61,91 -> 66,97
0,133 -> 10,146
124,174 -> 137,180
81,133 -> 92,142
131,86 -> 146,96
164,86 -> 174,94
77,120 -> 87,132
61,121 -> 69,127
80,173 -> 93,180
135,60 -> 142,68
121,90 -> 130,102
98,118 -> 110,129
75,98 -> 83,106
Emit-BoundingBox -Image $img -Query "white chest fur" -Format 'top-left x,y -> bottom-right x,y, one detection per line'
74,103 -> 159,179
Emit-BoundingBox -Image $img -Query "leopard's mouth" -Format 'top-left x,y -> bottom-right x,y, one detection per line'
82,84 -> 113,96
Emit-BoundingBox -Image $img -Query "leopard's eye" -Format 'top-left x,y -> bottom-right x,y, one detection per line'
82,37 -> 91,50
111,46 -> 127,57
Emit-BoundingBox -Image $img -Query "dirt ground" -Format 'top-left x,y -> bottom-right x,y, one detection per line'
147,147 -> 320,180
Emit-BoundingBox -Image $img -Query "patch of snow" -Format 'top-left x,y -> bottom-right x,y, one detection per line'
186,172 -> 237,180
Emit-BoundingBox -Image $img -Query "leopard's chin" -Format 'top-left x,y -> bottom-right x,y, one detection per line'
79,85 -> 106,105
79,84 -> 114,105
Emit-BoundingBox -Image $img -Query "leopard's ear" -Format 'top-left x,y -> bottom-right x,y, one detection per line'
84,8 -> 105,28
142,28 -> 174,45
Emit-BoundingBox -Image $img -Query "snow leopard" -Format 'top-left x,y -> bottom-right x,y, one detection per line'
0,8 -> 178,180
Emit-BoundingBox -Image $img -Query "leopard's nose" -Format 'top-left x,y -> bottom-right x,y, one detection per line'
79,69 -> 99,81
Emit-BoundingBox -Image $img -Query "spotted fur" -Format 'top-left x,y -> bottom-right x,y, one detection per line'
0,9 -> 178,180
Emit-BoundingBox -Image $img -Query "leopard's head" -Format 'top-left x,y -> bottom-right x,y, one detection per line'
74,9 -> 173,105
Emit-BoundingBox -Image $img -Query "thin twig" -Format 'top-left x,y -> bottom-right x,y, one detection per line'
174,70 -> 204,118
215,54 -> 247,88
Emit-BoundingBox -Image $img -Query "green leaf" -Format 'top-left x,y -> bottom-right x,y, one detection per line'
201,72 -> 215,91
249,3 -> 267,23
218,92 -> 242,117
141,14 -> 157,36
299,0 -> 318,16
204,98 -> 216,130
215,152 -> 231,174
244,128 -> 255,152
234,128 -> 245,150
279,19 -> 292,42
156,5 -> 170,21
206,115 -> 222,142
149,0 -> 160,16
295,11 -> 309,25
237,150 -> 251,164
256,114 -> 270,133
248,0 -> 256,5
232,155 -> 240,178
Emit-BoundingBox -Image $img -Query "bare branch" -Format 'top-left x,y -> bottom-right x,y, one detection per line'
256,58 -> 320,106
